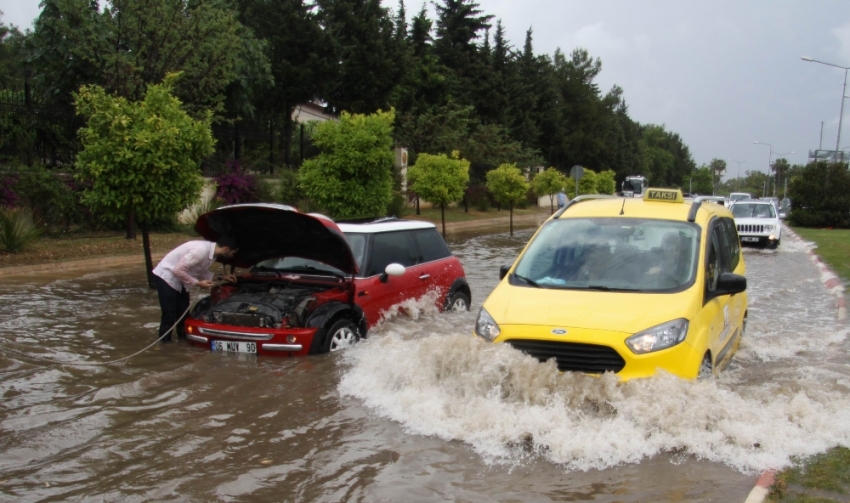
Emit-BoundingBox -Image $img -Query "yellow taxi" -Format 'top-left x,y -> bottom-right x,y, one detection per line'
474,189 -> 747,381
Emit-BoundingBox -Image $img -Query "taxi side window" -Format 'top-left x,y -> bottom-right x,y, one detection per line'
706,226 -> 723,293
720,217 -> 740,271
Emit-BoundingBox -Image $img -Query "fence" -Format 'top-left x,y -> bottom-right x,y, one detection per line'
0,89 -> 82,168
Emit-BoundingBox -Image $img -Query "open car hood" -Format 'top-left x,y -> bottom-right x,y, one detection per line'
195,204 -> 358,274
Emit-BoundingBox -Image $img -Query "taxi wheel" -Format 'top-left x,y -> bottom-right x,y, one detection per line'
697,353 -> 713,379
323,319 -> 359,353
447,291 -> 471,312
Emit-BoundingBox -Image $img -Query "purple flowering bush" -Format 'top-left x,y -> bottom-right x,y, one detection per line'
0,174 -> 19,209
214,160 -> 261,204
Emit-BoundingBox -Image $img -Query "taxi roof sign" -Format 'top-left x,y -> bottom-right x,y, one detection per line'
643,188 -> 684,203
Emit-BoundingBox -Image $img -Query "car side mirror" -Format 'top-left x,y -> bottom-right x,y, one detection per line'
380,263 -> 406,283
499,265 -> 511,280
715,272 -> 747,296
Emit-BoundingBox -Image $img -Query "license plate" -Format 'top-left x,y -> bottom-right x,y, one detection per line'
211,340 -> 258,354
741,237 -> 759,242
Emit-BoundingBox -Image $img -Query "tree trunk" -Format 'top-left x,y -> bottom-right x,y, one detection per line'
509,202 -> 514,236
549,196 -> 554,214
415,196 -> 420,215
234,121 -> 241,160
141,223 -> 156,289
268,117 -> 274,172
440,203 -> 446,238
463,194 -> 468,213
126,211 -> 136,240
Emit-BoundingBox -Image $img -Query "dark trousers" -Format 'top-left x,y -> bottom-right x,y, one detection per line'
155,275 -> 190,341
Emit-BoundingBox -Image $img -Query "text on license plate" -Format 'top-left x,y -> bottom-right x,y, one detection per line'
211,340 -> 257,353
741,237 -> 759,242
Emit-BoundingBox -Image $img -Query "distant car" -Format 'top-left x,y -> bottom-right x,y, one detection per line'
474,189 -> 748,381
729,200 -> 781,248
702,196 -> 727,207
184,204 -> 470,356
729,192 -> 752,203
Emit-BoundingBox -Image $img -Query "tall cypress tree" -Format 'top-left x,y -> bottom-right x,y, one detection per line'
317,0 -> 404,114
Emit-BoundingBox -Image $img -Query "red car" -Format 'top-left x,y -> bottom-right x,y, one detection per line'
184,204 -> 470,356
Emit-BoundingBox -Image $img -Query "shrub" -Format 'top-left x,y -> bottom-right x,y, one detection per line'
0,208 -> 42,253
0,174 -> 19,208
465,184 -> 491,211
385,190 -> 410,218
184,197 -> 225,231
14,165 -> 79,230
214,160 -> 261,204
276,169 -> 303,206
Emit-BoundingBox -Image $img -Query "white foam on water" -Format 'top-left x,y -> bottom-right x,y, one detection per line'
340,329 -> 850,473
340,303 -> 850,474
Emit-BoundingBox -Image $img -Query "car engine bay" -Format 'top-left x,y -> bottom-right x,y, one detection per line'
191,282 -> 331,329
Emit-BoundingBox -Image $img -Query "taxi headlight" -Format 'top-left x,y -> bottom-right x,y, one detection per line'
625,319 -> 689,354
474,308 -> 501,342
764,225 -> 774,232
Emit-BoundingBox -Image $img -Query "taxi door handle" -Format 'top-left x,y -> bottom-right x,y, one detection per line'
419,274 -> 431,280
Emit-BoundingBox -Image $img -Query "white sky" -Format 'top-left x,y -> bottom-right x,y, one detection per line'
4,0 -> 850,177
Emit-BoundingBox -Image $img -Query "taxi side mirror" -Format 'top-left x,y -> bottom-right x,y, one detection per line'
499,265 -> 511,280
714,272 -> 746,297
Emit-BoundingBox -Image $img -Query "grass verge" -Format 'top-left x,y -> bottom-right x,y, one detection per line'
768,447 -> 850,502
407,205 -> 550,224
0,231 -> 196,269
789,226 -> 850,283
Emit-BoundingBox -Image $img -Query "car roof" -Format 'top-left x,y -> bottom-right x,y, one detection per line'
338,219 -> 436,233
730,200 -> 773,205
556,193 -> 730,223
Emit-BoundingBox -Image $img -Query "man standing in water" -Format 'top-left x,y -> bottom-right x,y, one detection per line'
152,236 -> 239,342
557,190 -> 567,209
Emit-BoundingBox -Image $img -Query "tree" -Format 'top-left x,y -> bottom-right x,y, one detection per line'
317,0 -> 403,114
32,0 -> 249,116
75,75 -> 214,287
299,109 -> 395,218
577,169 -> 598,197
407,151 -> 470,236
486,163 -> 528,235
531,167 -> 566,213
239,0 -> 332,168
595,169 -> 616,194
685,166 -> 713,195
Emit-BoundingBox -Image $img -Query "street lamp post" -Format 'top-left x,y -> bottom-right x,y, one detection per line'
802,56 -> 850,163
753,142 -> 794,197
728,159 -> 746,191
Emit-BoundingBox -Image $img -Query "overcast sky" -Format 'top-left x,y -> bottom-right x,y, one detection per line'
3,0 -> 850,179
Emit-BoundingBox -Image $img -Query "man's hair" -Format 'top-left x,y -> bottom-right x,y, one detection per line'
216,235 -> 239,250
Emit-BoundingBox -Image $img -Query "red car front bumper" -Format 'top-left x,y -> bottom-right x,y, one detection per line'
184,318 -> 319,357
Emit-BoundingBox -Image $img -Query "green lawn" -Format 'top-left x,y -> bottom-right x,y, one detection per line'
768,447 -> 850,502
789,227 -> 850,283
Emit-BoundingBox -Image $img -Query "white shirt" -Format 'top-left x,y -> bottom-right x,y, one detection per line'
153,240 -> 216,291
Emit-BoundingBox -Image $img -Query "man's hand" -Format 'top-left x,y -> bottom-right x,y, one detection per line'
197,280 -> 216,289
218,274 -> 237,283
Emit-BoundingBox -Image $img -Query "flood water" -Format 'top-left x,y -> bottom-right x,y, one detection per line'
2,227 -> 849,502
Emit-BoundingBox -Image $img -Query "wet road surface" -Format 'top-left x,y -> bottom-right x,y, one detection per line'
1,227 -> 849,502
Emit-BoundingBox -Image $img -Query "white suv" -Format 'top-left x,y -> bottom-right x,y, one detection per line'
729,200 -> 781,249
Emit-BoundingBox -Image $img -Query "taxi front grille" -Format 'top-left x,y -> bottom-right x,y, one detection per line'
737,224 -> 764,234
505,339 -> 625,374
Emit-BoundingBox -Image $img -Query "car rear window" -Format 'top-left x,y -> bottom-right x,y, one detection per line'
731,203 -> 775,218
411,229 -> 451,263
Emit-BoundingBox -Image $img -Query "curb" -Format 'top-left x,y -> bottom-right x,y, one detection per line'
1,252 -> 167,278
744,470 -> 775,503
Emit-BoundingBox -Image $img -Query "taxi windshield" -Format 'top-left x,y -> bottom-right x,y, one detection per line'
513,218 -> 699,292
731,203 -> 775,218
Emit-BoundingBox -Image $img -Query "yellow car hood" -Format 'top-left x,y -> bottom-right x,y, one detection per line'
485,283 -> 697,334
